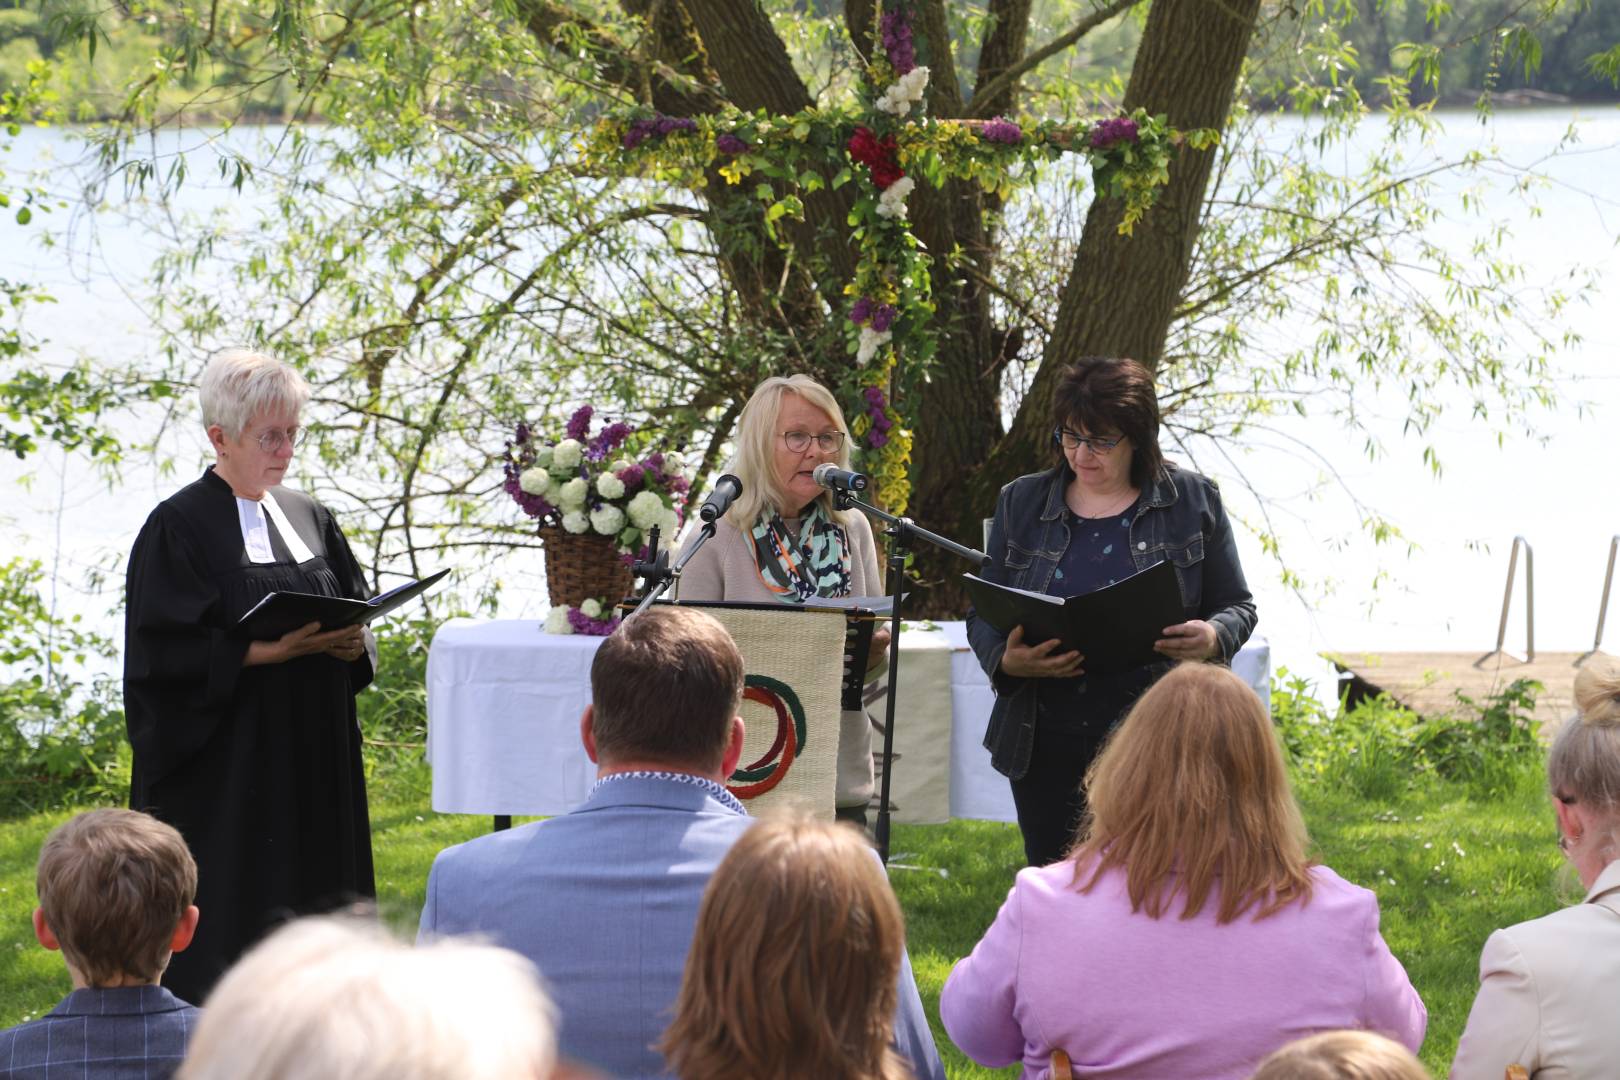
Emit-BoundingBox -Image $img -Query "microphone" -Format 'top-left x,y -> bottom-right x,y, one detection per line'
812,463 -> 869,492
699,474 -> 743,523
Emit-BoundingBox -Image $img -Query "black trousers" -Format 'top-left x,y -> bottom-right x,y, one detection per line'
1008,721 -> 1110,867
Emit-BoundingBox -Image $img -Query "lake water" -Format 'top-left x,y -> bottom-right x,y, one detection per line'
3,110 -> 1618,702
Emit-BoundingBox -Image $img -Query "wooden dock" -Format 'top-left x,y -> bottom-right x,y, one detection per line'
1326,650 -> 1614,738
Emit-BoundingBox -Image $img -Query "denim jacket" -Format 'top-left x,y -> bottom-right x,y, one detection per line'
966,462 -> 1257,779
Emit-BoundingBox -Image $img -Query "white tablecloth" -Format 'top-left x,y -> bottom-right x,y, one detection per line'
426,620 -> 1270,823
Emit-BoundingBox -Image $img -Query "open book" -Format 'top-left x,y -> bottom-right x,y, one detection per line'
232,568 -> 451,641
961,560 -> 1183,676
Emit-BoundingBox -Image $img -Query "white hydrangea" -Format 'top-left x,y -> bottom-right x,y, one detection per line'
595,473 -> 626,500
590,504 -> 627,537
544,607 -> 574,634
609,456 -> 633,473
531,445 -> 554,469
875,66 -> 930,115
556,477 -> 589,511
519,467 -> 551,496
875,176 -> 914,220
561,510 -> 591,534
657,509 -> 680,540
552,439 -> 584,469
580,598 -> 604,619
856,326 -> 893,366
662,451 -> 686,474
627,489 -> 666,529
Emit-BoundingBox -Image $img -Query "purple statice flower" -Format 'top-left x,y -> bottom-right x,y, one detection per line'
981,118 -> 1022,145
616,462 -> 646,491
849,296 -> 875,325
880,10 -> 916,76
716,133 -> 748,155
566,606 -> 622,636
586,420 -> 634,462
565,405 -> 594,442
870,304 -> 898,333
1089,116 -> 1140,151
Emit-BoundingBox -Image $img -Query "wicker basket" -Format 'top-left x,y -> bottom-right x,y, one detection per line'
542,526 -> 634,610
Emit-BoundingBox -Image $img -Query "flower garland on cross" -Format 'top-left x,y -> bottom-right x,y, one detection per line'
582,1 -> 1216,514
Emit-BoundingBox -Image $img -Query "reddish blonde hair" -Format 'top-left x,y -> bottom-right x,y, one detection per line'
1071,662 -> 1315,923
661,816 -> 911,1080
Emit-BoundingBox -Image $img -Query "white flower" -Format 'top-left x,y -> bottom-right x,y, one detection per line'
663,451 -> 686,473
544,607 -> 574,634
590,504 -> 627,536
580,598 -> 603,619
610,456 -> 633,473
531,445 -> 554,468
856,326 -> 893,366
557,477 -> 589,511
519,467 -> 551,495
875,66 -> 930,115
553,439 -> 584,469
562,510 -> 591,534
875,176 -> 914,220
627,489 -> 665,529
595,473 -> 626,500
658,509 -> 680,539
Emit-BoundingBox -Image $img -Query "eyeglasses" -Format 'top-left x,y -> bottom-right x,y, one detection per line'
1054,428 -> 1123,455
781,430 -> 845,454
255,428 -> 303,453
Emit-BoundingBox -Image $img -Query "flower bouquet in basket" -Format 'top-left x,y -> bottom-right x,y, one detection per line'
504,405 -> 696,635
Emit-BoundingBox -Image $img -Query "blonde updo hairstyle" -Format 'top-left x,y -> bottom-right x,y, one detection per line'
1549,655 -> 1620,863
727,375 -> 855,529
1248,1030 -> 1430,1080
199,347 -> 310,440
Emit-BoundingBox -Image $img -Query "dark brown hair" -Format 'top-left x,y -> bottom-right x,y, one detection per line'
1051,356 -> 1163,488
661,816 -> 911,1080
37,808 -> 197,985
589,606 -> 744,771
1070,662 -> 1315,924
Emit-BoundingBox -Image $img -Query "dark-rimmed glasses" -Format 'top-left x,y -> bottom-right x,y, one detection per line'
1054,428 -> 1123,455
782,430 -> 845,454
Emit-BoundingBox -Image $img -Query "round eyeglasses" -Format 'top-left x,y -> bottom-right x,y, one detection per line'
255,428 -> 303,453
1054,428 -> 1123,454
781,430 -> 845,454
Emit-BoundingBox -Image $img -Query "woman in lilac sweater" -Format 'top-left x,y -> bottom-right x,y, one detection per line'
940,662 -> 1426,1080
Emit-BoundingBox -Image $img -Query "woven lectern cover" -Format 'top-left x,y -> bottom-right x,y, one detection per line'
695,603 -> 847,821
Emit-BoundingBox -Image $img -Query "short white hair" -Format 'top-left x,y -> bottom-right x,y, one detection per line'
198,347 -> 310,439
728,374 -> 854,529
178,916 -> 558,1080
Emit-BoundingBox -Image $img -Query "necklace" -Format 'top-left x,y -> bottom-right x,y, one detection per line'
1069,486 -> 1138,520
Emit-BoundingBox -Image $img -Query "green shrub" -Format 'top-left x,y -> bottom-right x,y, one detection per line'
1414,678 -> 1545,799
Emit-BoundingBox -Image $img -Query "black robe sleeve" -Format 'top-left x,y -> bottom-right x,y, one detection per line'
123,503 -> 252,785
317,502 -> 377,694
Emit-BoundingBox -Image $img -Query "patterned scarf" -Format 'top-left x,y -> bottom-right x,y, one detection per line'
749,501 -> 853,603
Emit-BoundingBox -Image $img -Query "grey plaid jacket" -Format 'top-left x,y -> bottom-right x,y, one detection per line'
0,985 -> 199,1079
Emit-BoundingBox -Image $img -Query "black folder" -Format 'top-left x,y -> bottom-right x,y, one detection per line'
232,568 -> 451,641
961,559 -> 1183,675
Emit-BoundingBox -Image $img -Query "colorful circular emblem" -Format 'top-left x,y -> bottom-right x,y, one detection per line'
727,674 -> 808,799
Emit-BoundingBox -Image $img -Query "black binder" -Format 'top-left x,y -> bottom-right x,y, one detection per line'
961,559 -> 1183,675
232,568 -> 451,641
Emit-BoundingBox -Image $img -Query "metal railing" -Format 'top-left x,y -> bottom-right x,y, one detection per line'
1477,535 -> 1534,667
1578,535 -> 1619,667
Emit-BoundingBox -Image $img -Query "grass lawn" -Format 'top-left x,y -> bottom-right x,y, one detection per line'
0,749 -> 1563,1078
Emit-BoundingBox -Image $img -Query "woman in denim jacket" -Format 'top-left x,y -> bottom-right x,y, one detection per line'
967,357 -> 1257,866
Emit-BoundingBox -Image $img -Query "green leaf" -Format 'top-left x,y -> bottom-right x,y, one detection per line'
14,207 -> 30,226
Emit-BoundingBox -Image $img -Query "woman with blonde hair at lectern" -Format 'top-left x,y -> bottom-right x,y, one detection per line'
1450,655 -> 1620,1080
677,374 -> 890,825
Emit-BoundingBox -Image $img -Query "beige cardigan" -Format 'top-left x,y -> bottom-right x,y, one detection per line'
674,511 -> 883,808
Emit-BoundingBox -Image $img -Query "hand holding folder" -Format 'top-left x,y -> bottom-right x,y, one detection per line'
232,568 -> 451,641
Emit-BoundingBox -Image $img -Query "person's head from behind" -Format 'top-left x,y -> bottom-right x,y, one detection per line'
661,815 -> 910,1080
33,808 -> 199,989
1249,1030 -> 1430,1080
1073,661 -> 1313,923
179,915 -> 557,1080
1548,655 -> 1620,888
585,606 -> 746,780
1050,356 -> 1164,490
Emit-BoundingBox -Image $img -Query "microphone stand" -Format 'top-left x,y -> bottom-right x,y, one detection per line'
832,488 -> 989,864
625,520 -> 718,620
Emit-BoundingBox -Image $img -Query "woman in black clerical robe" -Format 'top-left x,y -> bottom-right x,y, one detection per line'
124,347 -> 376,1004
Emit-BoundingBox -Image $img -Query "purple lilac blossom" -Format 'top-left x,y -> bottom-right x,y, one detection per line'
566,607 -> 622,636
849,297 -> 874,325
1089,116 -> 1140,150
716,133 -> 749,155
880,10 -> 916,76
566,405 -> 594,441
870,304 -> 898,333
616,463 -> 646,491
863,385 -> 885,405
586,420 -> 634,462
514,421 -> 530,443
503,466 -> 557,520
981,118 -> 1022,145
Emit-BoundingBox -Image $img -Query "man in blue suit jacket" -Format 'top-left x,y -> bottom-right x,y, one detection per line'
419,607 -> 945,1080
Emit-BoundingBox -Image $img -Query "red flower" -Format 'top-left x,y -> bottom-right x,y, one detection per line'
848,127 -> 905,190
848,126 -> 883,166
870,158 -> 905,190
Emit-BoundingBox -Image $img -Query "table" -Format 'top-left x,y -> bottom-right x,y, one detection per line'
426,620 -> 1270,824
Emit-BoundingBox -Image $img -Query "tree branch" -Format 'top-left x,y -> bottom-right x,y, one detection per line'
967,0 -> 1143,118
969,0 -> 1033,121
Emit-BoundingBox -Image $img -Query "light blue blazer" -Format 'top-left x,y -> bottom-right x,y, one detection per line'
419,774 -> 945,1080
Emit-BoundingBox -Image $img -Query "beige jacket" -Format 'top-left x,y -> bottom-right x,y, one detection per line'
674,511 -> 882,809
1450,860 -> 1620,1080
